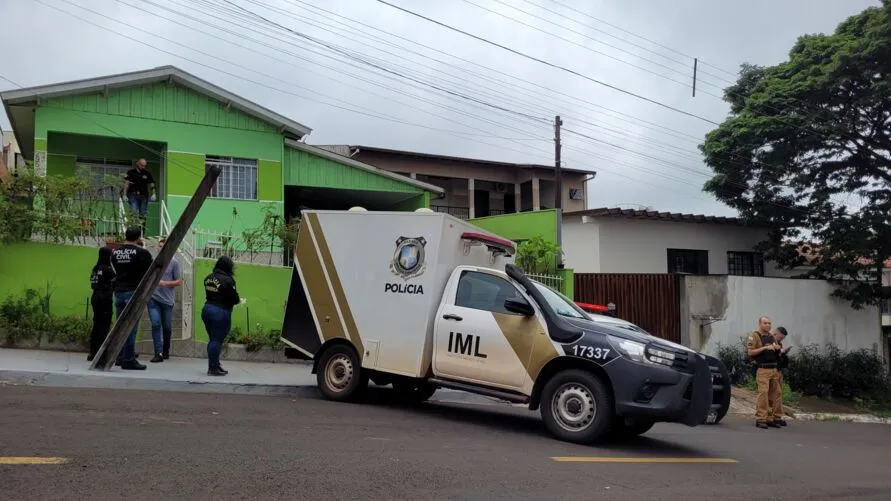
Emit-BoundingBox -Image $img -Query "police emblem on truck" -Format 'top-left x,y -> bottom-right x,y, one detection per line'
390,236 -> 427,280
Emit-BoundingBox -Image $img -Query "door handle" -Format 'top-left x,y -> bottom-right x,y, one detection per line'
442,314 -> 463,321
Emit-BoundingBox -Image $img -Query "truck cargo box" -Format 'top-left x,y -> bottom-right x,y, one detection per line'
281,210 -> 515,378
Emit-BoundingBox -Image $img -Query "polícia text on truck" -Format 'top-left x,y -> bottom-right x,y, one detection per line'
280,208 -> 729,444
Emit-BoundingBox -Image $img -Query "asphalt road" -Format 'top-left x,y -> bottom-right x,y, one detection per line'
1,384 -> 890,501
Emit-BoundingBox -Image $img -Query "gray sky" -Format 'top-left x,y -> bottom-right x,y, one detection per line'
0,0 -> 880,216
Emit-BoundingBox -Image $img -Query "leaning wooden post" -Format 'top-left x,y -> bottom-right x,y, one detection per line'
90,166 -> 222,370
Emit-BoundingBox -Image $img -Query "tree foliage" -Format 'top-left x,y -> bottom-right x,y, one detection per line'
701,1 -> 891,308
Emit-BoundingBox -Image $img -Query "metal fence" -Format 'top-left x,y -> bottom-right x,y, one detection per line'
574,273 -> 681,343
526,272 -> 564,292
192,228 -> 287,267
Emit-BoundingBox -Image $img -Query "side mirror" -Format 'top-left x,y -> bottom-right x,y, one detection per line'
504,297 -> 535,316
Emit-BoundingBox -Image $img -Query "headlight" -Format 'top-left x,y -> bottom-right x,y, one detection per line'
645,346 -> 676,367
607,335 -> 646,363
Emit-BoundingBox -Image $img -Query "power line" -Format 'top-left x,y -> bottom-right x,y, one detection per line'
375,0 -> 722,125
545,0 -> 740,79
457,0 -> 725,96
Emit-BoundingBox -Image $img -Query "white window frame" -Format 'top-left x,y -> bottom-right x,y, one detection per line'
206,155 -> 258,201
74,157 -> 133,201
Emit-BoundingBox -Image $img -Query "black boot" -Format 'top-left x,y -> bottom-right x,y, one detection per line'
150,353 -> 164,363
121,359 -> 147,370
207,365 -> 227,376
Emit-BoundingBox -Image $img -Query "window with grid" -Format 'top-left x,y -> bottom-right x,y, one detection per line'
727,251 -> 764,276
206,155 -> 258,200
74,157 -> 133,200
666,248 -> 709,274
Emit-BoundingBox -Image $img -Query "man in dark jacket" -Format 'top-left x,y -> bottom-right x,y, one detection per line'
111,226 -> 154,370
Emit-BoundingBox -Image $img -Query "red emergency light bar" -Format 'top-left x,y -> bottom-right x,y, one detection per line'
460,232 -> 516,256
576,302 -> 609,312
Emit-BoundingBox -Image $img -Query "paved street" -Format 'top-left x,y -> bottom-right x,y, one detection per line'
1,385 -> 890,501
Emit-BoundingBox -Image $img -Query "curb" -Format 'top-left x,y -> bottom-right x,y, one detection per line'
793,412 -> 891,424
0,369 -> 318,397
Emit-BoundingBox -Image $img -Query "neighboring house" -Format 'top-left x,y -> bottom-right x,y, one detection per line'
316,144 -> 596,220
0,66 -> 442,238
562,207 -> 789,277
1,129 -> 20,176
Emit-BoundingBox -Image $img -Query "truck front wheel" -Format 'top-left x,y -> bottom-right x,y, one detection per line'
540,369 -> 613,445
316,344 -> 368,402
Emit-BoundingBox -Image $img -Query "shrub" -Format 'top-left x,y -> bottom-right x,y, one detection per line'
718,336 -> 891,403
227,324 -> 284,352
0,289 -> 90,347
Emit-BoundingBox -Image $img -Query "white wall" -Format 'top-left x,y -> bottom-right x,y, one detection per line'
563,218 -> 600,272
562,216 -> 790,276
681,275 -> 882,358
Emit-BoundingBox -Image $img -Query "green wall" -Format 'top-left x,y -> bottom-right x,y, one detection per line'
0,242 -> 97,318
192,259 -> 291,342
470,209 -> 559,245
284,147 -> 423,193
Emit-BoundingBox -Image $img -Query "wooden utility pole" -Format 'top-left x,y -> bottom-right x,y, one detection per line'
554,115 -> 563,210
90,165 -> 222,370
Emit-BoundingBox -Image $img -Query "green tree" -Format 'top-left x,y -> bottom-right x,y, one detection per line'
700,1 -> 891,309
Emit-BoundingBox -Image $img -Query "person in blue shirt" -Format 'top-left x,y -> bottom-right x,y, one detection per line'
148,237 -> 183,363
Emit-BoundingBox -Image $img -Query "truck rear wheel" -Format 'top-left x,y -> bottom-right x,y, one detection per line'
316,344 -> 368,402
540,369 -> 613,445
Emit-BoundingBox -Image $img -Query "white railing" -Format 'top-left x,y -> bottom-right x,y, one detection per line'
160,199 -> 173,237
117,196 -> 127,235
192,228 -> 286,267
526,272 -> 564,291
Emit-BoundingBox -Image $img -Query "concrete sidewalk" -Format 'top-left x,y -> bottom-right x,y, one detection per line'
0,347 -> 315,396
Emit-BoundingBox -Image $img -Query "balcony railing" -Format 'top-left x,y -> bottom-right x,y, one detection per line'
431,206 -> 507,220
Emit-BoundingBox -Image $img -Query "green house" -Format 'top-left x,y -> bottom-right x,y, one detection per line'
1,65 -> 441,238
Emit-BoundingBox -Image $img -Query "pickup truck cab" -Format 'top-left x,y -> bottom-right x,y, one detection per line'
282,210 -> 715,444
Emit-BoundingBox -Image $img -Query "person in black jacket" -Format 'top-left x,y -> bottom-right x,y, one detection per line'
111,226 -> 154,370
201,256 -> 241,376
87,246 -> 116,362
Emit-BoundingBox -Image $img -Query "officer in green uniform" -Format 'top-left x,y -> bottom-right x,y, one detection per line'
746,316 -> 782,429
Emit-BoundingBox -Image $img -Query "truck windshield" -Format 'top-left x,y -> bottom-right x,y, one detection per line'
530,281 -> 589,319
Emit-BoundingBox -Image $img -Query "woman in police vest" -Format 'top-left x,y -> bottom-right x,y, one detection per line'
88,246 -> 116,362
201,256 -> 242,376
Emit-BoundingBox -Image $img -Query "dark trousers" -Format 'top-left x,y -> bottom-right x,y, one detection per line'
89,291 -> 114,357
114,290 -> 142,362
202,303 -> 231,368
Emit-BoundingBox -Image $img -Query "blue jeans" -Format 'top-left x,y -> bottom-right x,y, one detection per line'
202,303 -> 231,368
148,298 -> 173,356
128,193 -> 148,218
114,290 -> 142,363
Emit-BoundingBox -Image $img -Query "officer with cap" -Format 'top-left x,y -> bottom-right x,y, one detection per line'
746,316 -> 782,429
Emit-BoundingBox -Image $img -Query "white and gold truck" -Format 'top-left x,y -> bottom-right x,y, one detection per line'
281,209 -> 716,444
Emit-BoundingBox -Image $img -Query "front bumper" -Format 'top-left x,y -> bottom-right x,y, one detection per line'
606,353 -> 712,427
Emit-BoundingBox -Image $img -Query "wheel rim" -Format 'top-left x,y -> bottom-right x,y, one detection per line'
325,354 -> 354,392
551,382 -> 597,432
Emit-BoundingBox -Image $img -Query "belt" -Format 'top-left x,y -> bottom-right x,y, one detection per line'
757,363 -> 777,369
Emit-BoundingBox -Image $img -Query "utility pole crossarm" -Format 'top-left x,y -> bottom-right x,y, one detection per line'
90,165 -> 222,370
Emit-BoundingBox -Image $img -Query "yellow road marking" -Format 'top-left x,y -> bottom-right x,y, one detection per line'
552,457 -> 737,464
0,457 -> 69,465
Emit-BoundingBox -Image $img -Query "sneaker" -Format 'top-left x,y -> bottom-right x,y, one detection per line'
162,353 -> 170,360
150,353 -> 164,363
120,360 -> 147,370
756,421 -> 769,429
773,419 -> 788,427
207,366 -> 227,376
767,420 -> 782,428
